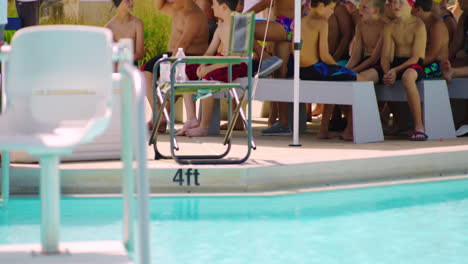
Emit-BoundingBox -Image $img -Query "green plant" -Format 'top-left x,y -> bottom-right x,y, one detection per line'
134,0 -> 171,64
4,0 -> 170,64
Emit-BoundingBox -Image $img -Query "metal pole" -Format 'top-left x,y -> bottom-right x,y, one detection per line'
119,40 -> 135,253
1,151 -> 9,207
291,0 -> 302,147
124,63 -> 151,264
39,154 -> 60,253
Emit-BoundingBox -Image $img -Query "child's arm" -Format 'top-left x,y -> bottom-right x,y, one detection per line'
449,13 -> 465,60
424,21 -> 446,65
196,30 -> 226,78
354,34 -> 383,73
171,12 -> 207,54
391,22 -> 426,74
346,24 -> 363,70
244,0 -> 271,14
318,20 -> 337,65
380,23 -> 393,74
134,18 -> 145,61
204,28 -> 221,56
331,4 -> 353,61
154,0 -> 174,15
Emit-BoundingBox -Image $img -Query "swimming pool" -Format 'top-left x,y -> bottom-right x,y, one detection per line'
1,178 -> 467,264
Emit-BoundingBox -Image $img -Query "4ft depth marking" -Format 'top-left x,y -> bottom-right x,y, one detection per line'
173,169 -> 200,186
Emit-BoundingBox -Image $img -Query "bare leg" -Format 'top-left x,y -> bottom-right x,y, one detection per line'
401,69 -> 425,139
220,101 -> 244,130
311,103 -> 324,117
274,42 -> 291,128
317,104 -> 335,139
359,68 -> 380,84
254,21 -> 288,41
277,102 -> 289,127
268,101 -> 278,126
441,60 -> 453,83
306,103 -> 312,121
253,41 -> 272,60
175,94 -> 200,136
442,60 -> 468,82
341,105 -> 353,141
186,96 -> 214,137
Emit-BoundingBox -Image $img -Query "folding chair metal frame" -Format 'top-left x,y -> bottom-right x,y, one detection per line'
148,12 -> 256,164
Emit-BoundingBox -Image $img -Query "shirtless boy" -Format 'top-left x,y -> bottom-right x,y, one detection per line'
301,0 -> 365,140
442,0 -> 468,82
144,0 -> 209,131
106,0 -> 145,64
412,0 -> 449,79
328,2 -> 353,64
194,0 -> 217,42
360,0 -> 427,141
346,0 -> 386,73
432,0 -> 456,43
176,0 -> 247,137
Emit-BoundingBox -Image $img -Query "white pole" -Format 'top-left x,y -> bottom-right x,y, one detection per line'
291,0 -> 302,146
119,39 -> 135,253
1,151 -> 9,207
39,155 -> 60,254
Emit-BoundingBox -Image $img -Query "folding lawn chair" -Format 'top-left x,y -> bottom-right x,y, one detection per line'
149,12 -> 256,164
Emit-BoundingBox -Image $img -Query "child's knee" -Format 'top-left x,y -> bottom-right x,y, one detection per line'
401,69 -> 418,84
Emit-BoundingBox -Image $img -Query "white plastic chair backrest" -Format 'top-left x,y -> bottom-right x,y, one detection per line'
5,25 -> 113,133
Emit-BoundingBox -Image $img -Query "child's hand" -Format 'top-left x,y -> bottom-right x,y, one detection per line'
383,69 -> 396,85
197,64 -> 211,78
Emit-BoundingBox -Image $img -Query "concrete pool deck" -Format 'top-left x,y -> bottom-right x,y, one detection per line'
0,241 -> 130,264
4,117 -> 468,195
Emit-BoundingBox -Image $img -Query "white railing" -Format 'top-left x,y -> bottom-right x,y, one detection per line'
117,40 -> 151,264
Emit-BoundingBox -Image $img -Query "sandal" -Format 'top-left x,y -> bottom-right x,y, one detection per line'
409,131 -> 428,141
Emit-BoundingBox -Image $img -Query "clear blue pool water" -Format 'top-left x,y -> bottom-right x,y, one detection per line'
1,178 -> 467,264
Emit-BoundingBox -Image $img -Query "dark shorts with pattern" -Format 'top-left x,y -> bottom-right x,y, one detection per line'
424,61 -> 442,79
300,61 -> 357,81
373,57 -> 425,83
142,52 -> 197,73
286,55 -> 356,80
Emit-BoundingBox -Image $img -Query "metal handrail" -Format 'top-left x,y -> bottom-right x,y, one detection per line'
1,151 -> 9,207
117,40 -> 151,264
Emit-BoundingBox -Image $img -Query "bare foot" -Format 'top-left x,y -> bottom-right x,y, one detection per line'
175,119 -> 200,136
220,122 -> 244,130
340,132 -> 353,141
185,126 -> 209,137
441,60 -> 453,83
316,130 -> 333,139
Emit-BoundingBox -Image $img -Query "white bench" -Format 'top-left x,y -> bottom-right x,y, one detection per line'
375,80 -> 456,140
445,78 -> 468,136
446,78 -> 468,99
244,78 -> 384,144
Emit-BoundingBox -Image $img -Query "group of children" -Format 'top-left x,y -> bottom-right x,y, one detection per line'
263,0 -> 463,141
107,0 -> 468,142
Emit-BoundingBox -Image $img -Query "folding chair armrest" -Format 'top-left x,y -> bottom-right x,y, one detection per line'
181,56 -> 249,64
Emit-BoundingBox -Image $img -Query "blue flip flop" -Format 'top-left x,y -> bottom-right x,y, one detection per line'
409,131 -> 428,141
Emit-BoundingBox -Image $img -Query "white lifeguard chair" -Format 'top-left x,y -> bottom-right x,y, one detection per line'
0,25 -> 151,263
